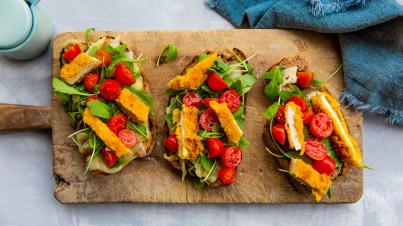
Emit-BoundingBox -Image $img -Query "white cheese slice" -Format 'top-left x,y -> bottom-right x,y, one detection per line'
281,66 -> 298,86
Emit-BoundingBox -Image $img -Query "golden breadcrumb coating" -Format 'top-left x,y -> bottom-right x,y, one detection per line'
209,101 -> 243,143
60,53 -> 101,84
175,105 -> 204,160
290,159 -> 332,202
83,108 -> 130,157
172,108 -> 181,123
284,102 -> 305,154
311,92 -> 363,167
167,53 -> 218,90
115,88 -> 150,124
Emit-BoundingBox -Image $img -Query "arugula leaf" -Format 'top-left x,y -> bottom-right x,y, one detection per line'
263,66 -> 285,100
61,56 -> 69,65
197,130 -> 223,139
127,120 -> 149,138
126,87 -> 155,112
193,178 -> 204,189
201,152 -> 215,171
54,91 -> 71,110
279,90 -> 293,102
107,54 -> 146,72
52,78 -> 92,96
312,65 -> 342,87
327,187 -> 332,199
237,136 -> 250,148
233,104 -> 245,129
198,54 -> 208,62
164,113 -> 173,124
156,44 -> 178,66
211,60 -> 229,74
264,102 -> 279,119
85,28 -> 95,45
87,45 -> 100,57
87,100 -> 111,119
105,44 -> 127,55
322,138 -> 343,168
230,74 -> 257,96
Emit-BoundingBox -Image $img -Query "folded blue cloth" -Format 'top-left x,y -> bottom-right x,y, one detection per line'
207,0 -> 403,125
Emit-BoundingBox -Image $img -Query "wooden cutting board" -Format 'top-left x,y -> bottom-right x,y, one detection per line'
0,30 -> 363,204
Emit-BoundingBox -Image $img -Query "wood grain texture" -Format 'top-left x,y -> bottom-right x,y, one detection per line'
51,30 -> 363,204
0,104 -> 52,131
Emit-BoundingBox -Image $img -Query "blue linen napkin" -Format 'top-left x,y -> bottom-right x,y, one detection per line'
207,0 -> 403,125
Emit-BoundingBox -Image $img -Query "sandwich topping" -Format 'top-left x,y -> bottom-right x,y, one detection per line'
164,49 -> 257,187
52,30 -> 154,175
263,58 -> 368,202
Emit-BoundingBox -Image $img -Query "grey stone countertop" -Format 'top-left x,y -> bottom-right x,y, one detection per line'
0,0 -> 402,225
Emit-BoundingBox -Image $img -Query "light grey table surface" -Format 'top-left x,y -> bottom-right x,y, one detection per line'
0,0 -> 402,225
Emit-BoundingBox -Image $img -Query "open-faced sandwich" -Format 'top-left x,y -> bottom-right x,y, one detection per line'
262,55 -> 366,201
163,49 -> 257,188
52,30 -> 156,175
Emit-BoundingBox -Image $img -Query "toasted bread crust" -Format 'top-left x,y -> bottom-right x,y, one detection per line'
164,48 -> 248,188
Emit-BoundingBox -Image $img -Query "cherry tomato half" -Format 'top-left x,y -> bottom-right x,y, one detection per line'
63,44 -> 81,62
275,105 -> 286,124
95,49 -> 112,67
203,97 -> 219,108
118,129 -> 138,148
286,96 -> 307,112
114,62 -> 136,85
84,73 -> 101,93
199,108 -> 219,131
85,96 -> 102,107
219,89 -> 240,113
303,107 -> 314,125
312,155 -> 336,176
207,71 -> 228,91
296,72 -> 313,89
310,112 -> 333,138
165,135 -> 179,153
108,113 -> 127,135
272,124 -> 287,145
205,138 -> 224,158
182,92 -> 202,109
100,146 -> 117,168
220,146 -> 242,168
219,167 -> 237,185
100,80 -> 122,100
305,138 -> 327,160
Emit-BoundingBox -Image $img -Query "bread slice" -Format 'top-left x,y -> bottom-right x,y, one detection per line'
164,48 -> 248,188
262,56 -> 345,201
58,36 -> 156,176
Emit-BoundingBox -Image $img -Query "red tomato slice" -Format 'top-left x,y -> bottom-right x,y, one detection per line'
114,63 -> 136,85
219,167 -> 237,185
118,129 -> 138,148
275,105 -> 286,124
85,96 -> 102,107
305,138 -> 327,160
165,135 -> 178,153
199,109 -> 219,131
182,92 -> 202,109
220,146 -> 242,168
84,73 -> 101,93
219,89 -> 240,112
207,71 -> 228,91
99,80 -> 122,100
107,113 -> 127,135
272,124 -> 287,145
204,138 -> 224,158
286,96 -> 307,112
100,146 -> 117,168
63,44 -> 81,62
296,72 -> 313,89
303,107 -> 314,125
203,98 -> 219,108
312,155 -> 336,176
95,50 -> 112,67
310,112 -> 333,138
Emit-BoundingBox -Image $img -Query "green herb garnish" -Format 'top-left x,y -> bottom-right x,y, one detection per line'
156,44 -> 178,66
85,28 -> 95,46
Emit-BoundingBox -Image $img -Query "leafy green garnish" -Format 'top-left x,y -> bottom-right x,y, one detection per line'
230,74 -> 257,96
233,104 -> 245,129
363,164 -> 374,170
322,138 -> 343,168
312,65 -> 342,87
193,178 -> 204,188
264,102 -> 279,119
54,91 -> 71,110
61,56 -> 69,65
85,28 -> 95,45
263,66 -> 284,100
156,44 -> 178,66
198,53 -> 209,62
87,45 -> 100,57
87,100 -> 111,119
85,134 -> 102,175
327,187 -> 332,199
127,120 -> 149,138
52,78 -> 92,96
201,152 -> 215,172
105,44 -> 127,55
126,87 -> 155,112
237,136 -> 251,149
107,55 -> 146,72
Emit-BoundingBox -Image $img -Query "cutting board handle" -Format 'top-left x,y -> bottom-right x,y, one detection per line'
0,104 -> 52,131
